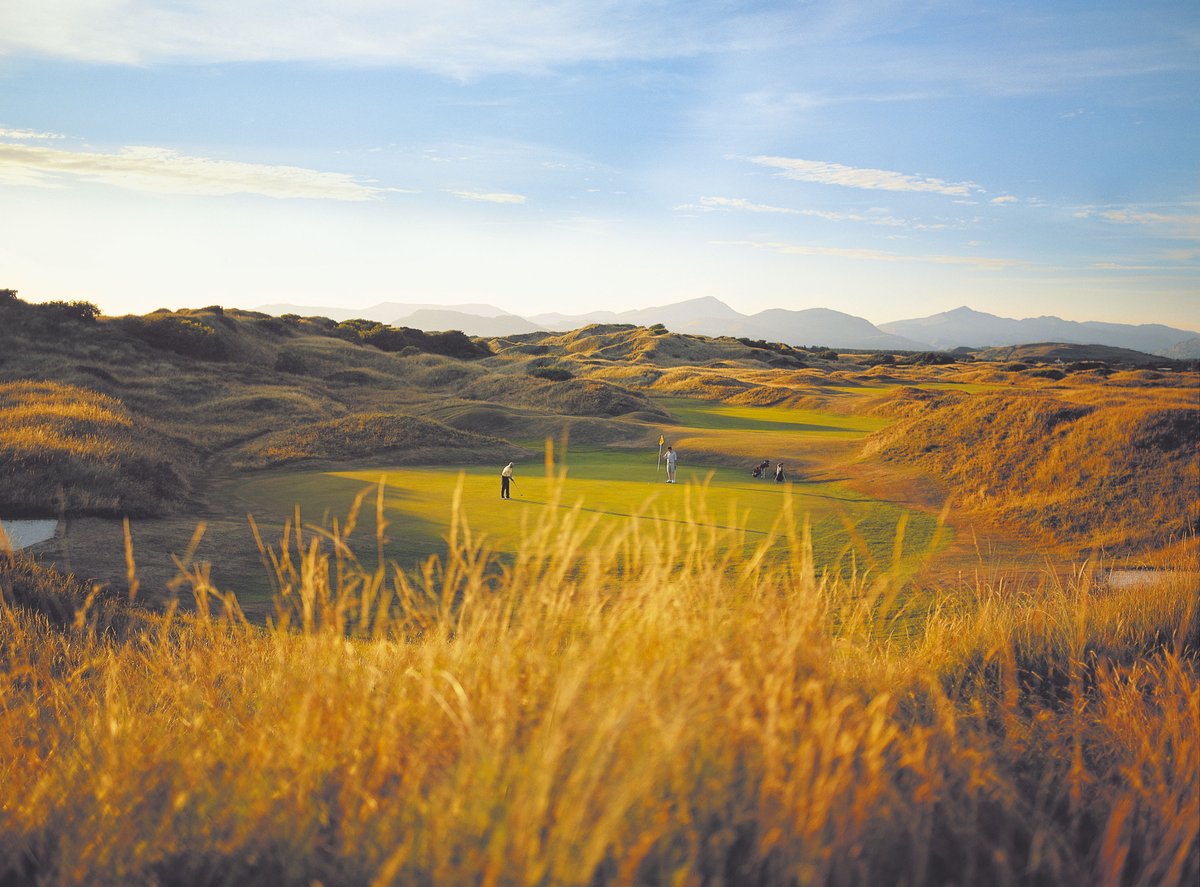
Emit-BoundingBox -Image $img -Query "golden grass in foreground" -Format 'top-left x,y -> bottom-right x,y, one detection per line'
0,481 -> 1197,886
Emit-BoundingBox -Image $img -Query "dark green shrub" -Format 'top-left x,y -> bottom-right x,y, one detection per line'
274,350 -> 308,374
1066,361 -> 1111,374
1026,367 -> 1066,380
125,316 -> 229,359
333,320 -> 490,359
423,330 -> 490,359
38,300 -> 101,322
528,365 -> 573,381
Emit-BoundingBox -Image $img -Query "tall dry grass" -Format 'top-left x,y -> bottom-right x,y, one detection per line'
0,475 -> 1196,886
0,381 -> 187,517
865,387 -> 1200,554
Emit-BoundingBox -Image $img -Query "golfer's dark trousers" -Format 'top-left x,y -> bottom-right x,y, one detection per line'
501,476 -> 510,499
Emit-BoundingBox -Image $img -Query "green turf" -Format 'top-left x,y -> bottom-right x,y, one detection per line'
655,397 -> 889,436
230,398 -> 949,594
235,437 -> 946,586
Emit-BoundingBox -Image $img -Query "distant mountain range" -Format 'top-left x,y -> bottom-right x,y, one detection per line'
879,306 -> 1197,356
254,298 -> 1198,356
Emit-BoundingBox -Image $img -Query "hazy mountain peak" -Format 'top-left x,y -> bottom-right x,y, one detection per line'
880,307 -> 1197,355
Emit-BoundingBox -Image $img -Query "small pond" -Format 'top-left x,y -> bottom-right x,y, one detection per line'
0,519 -> 59,551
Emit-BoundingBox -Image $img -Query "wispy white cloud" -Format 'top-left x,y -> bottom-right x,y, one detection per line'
1075,205 -> 1200,237
990,195 -> 1019,205
448,189 -> 527,204
723,239 -> 1020,270
1091,262 -> 1164,271
678,195 -> 948,230
749,156 -> 983,198
0,142 -> 387,200
1078,208 -> 1181,225
679,196 -> 798,214
0,1 -> 767,77
0,126 -> 65,140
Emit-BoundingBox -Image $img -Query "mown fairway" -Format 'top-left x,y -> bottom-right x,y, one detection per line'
234,398 -> 945,584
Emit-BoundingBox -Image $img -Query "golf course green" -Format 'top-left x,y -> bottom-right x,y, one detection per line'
234,398 -> 947,578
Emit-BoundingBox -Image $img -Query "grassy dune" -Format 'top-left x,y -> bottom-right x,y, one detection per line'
0,381 -> 186,517
1,486 -> 1196,885
866,386 -> 1199,554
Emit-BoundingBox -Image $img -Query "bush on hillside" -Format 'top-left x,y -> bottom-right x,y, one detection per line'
0,291 -> 100,328
274,350 -> 309,375
122,315 -> 230,360
1026,367 -> 1066,380
527,365 -> 573,382
38,300 -> 101,323
333,320 -> 490,359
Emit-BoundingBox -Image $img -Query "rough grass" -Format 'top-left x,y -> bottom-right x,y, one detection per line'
865,386 -> 1200,554
0,381 -> 187,517
0,487 -> 1195,886
436,403 -> 652,446
232,412 -> 518,469
460,375 -> 663,418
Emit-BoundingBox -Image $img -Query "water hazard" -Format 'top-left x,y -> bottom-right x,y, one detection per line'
0,519 -> 58,551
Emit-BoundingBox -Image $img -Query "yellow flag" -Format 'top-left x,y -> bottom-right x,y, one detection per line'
658,434 -> 665,447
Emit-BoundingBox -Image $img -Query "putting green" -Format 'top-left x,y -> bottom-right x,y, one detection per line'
235,396 -> 947,579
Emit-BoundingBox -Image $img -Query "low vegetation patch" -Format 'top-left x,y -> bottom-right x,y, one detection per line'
120,313 -> 232,360
333,319 -> 490,359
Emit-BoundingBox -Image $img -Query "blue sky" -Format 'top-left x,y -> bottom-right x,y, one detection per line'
1,1 -> 1197,327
